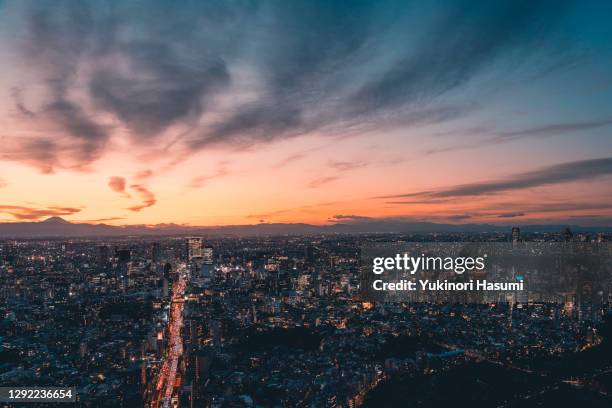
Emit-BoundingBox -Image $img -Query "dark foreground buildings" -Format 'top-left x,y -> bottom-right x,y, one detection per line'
0,230 -> 611,407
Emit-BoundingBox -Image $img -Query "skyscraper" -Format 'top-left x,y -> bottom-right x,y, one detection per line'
187,237 -> 203,260
200,246 -> 214,279
202,246 -> 213,265
98,245 -> 110,265
563,227 -> 573,242
512,227 -> 521,244
116,248 -> 131,263
151,242 -> 161,262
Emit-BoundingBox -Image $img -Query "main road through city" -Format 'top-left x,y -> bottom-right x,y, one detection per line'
150,264 -> 187,408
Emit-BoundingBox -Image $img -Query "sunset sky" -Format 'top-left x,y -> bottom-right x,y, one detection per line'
1,0 -> 612,226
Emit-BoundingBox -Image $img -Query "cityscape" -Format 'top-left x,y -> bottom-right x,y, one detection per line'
2,1 -> 612,407
1,227 -> 611,407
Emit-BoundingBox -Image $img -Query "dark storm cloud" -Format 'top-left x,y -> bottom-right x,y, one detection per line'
385,157 -> 612,198
5,0 -> 579,170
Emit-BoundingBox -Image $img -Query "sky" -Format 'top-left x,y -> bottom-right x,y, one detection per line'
1,0 -> 612,227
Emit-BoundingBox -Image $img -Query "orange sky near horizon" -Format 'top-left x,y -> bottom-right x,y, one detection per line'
2,126 -> 611,226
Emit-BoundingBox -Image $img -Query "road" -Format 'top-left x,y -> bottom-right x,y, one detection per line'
150,265 -> 187,408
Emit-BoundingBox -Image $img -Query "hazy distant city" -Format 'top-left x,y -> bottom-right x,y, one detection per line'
2,226 -> 611,407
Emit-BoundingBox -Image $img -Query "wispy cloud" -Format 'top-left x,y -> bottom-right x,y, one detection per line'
329,214 -> 372,222
189,162 -> 231,188
108,176 -> 129,197
384,157 -> 612,199
127,185 -> 156,212
308,176 -> 339,189
273,153 -> 308,169
0,1 -> 581,172
497,212 -> 526,218
327,160 -> 368,172
134,169 -> 154,180
11,87 -> 35,117
425,118 -> 612,156
82,216 -> 125,223
0,205 -> 82,220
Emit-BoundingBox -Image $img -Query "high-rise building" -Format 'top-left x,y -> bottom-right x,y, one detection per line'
98,245 -> 110,265
306,245 -> 316,264
151,242 -> 161,262
162,277 -> 169,298
187,237 -> 203,260
199,246 -> 215,280
202,246 -> 213,265
511,227 -> 520,244
116,248 -> 131,263
563,227 -> 573,242
210,320 -> 222,349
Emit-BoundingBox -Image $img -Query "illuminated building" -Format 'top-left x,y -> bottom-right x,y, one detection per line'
187,237 -> 203,260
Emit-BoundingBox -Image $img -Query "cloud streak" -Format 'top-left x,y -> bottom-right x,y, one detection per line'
328,160 -> 368,172
329,214 -> 372,222
308,176 -> 339,189
384,157 -> 612,198
189,162 -> 231,188
0,205 -> 82,220
127,184 -> 156,212
425,118 -> 612,156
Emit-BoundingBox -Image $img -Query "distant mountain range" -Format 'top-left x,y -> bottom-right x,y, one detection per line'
0,217 -> 610,238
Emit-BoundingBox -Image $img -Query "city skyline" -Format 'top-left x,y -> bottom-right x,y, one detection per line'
2,1 -> 612,227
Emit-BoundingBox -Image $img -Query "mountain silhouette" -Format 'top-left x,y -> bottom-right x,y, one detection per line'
41,216 -> 72,224
0,218 -> 610,238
